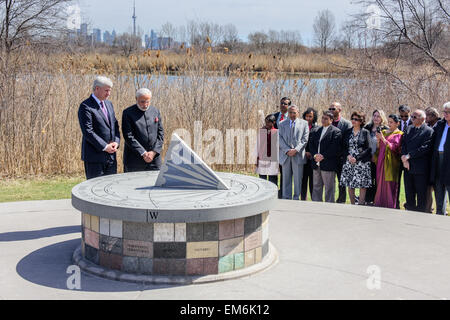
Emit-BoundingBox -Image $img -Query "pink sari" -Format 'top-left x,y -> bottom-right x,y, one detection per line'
374,130 -> 403,209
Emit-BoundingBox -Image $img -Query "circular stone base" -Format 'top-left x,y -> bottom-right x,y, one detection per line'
73,242 -> 278,285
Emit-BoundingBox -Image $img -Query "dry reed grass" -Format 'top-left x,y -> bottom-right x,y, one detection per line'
0,49 -> 448,178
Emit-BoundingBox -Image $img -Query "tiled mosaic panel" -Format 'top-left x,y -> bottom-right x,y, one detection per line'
80,211 -> 269,275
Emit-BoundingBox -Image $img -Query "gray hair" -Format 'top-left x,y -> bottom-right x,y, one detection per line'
93,76 -> 113,91
443,102 -> 450,111
415,109 -> 426,119
136,88 -> 152,98
289,105 -> 299,112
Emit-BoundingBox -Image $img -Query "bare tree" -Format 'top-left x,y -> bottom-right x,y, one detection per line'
160,21 -> 176,49
221,23 -> 240,51
248,31 -> 269,53
353,0 -> 449,74
115,32 -> 141,57
313,9 -> 336,53
0,0 -> 72,56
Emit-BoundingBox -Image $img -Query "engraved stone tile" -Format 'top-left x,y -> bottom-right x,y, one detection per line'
244,249 -> 255,267
154,242 -> 186,259
138,257 -> 153,275
219,237 -> 244,257
234,218 -> 245,237
99,252 -> 122,271
84,228 -> 99,249
110,219 -> 123,238
85,244 -> 99,264
153,259 -> 185,275
204,222 -> 219,241
175,223 -> 186,242
154,223 -> 175,242
90,215 -> 100,233
99,235 -> 123,255
244,215 -> 257,235
204,258 -> 218,275
262,223 -> 269,244
186,258 -> 204,275
219,220 -> 235,240
83,213 -> 91,229
234,253 -> 245,270
219,255 -> 234,273
262,240 -> 269,257
153,259 -> 168,275
255,247 -> 262,263
186,241 -> 219,259
122,256 -> 139,273
99,218 -> 110,236
123,240 -> 153,258
187,223 -> 203,242
244,230 -> 262,251
123,221 -> 153,241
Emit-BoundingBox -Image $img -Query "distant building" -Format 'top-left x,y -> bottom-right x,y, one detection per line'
80,23 -> 88,37
93,28 -> 102,43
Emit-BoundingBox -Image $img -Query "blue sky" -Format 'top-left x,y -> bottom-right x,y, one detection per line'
77,0 -> 362,45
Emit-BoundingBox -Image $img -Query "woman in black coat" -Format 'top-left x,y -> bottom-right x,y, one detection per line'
302,107 -> 318,201
340,111 -> 372,205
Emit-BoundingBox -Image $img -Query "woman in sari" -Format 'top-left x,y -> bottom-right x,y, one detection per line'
374,114 -> 404,208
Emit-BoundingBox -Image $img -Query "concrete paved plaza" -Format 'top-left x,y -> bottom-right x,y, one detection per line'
0,199 -> 449,299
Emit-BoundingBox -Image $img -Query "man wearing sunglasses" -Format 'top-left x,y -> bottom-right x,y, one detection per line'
273,97 -> 291,198
401,109 -> 434,212
430,102 -> 450,215
396,104 -> 412,209
329,102 -> 352,203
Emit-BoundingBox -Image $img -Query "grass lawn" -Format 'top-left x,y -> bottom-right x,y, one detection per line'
0,176 -> 84,203
0,173 -> 448,215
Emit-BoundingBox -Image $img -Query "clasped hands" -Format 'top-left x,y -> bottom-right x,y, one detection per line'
314,154 -> 324,163
347,155 -> 357,164
104,142 -> 119,154
143,151 -> 157,163
286,149 -> 298,157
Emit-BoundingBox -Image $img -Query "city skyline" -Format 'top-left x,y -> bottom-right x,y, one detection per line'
76,0 -> 361,46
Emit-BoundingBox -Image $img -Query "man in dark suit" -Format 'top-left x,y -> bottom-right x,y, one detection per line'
396,104 -> 412,209
329,102 -> 352,203
401,109 -> 434,212
122,88 -> 164,172
273,97 -> 290,130
78,76 -> 120,180
309,111 -> 343,203
430,102 -> 450,215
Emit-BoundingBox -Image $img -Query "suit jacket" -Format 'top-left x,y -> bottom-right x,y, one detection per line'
401,123 -> 434,175
342,128 -> 372,163
272,111 -> 288,130
122,105 -> 164,169
333,117 -> 351,160
279,118 -> 309,166
398,118 -> 412,132
78,95 -> 120,163
308,125 -> 343,171
430,120 -> 450,185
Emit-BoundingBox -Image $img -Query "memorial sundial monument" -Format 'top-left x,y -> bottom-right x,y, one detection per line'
71,134 -> 278,284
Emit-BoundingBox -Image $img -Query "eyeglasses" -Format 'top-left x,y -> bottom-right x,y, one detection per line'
281,102 -> 289,106
411,115 -> 419,119
400,115 -> 409,119
444,111 -> 450,115
329,108 -> 336,111
351,118 -> 361,121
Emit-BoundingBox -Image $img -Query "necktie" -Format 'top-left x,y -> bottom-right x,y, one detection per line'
280,114 -> 285,121
100,101 -> 109,125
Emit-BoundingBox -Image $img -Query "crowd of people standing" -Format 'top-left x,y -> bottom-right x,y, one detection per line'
257,98 -> 450,215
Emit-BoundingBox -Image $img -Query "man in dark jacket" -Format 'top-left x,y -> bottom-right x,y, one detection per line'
122,88 -> 164,172
329,102 -> 352,203
309,111 -> 343,203
78,76 -> 121,180
430,102 -> 450,215
401,109 -> 434,212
